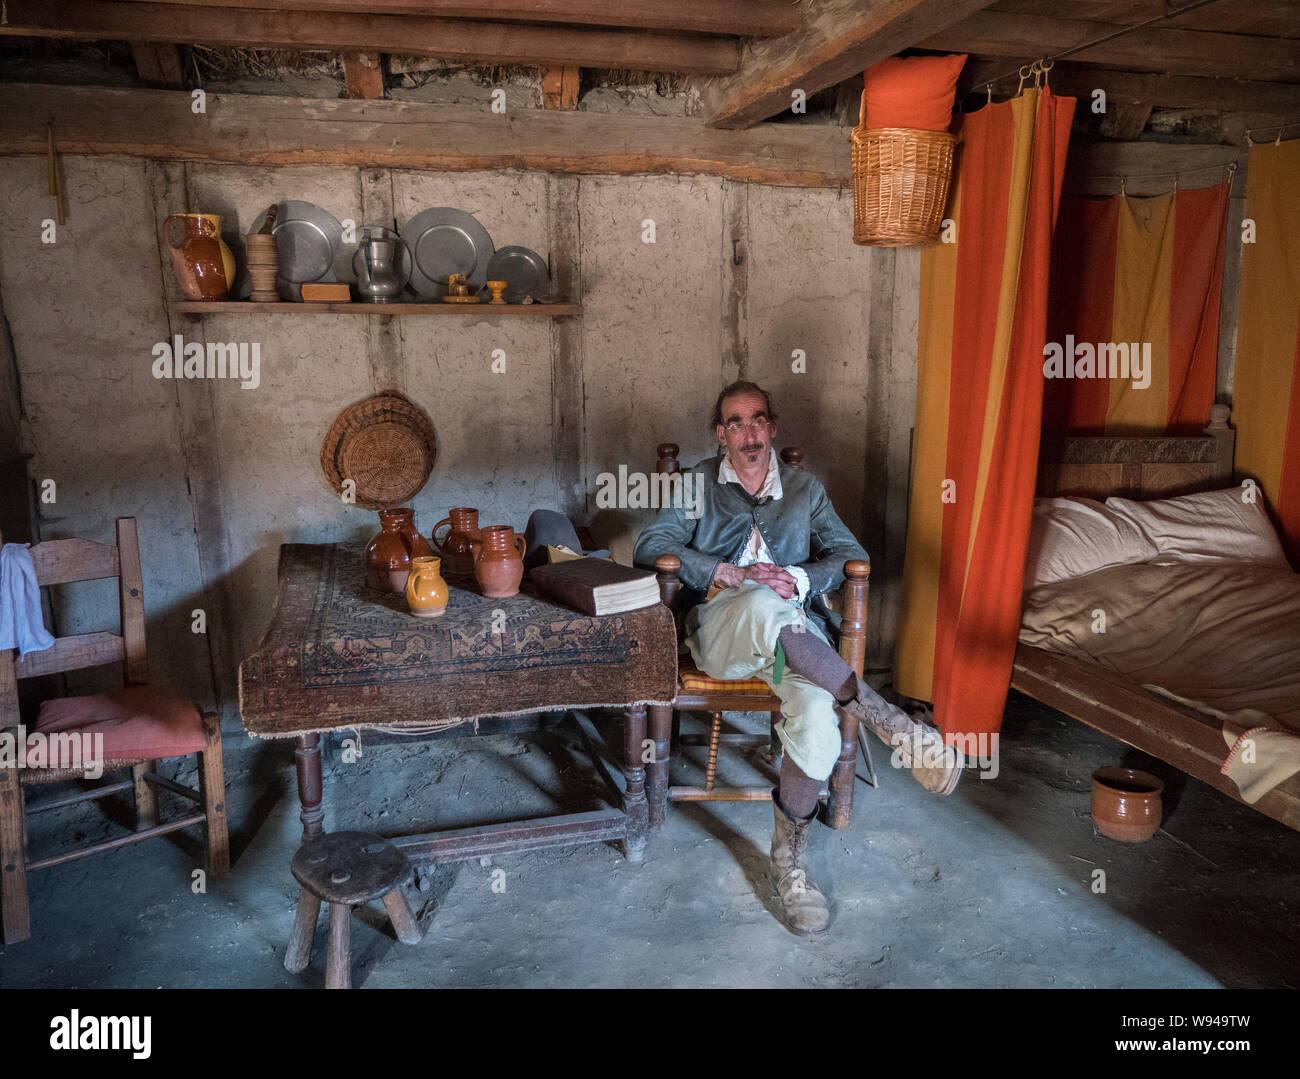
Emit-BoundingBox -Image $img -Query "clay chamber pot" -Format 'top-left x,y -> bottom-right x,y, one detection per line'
1091,766 -> 1164,842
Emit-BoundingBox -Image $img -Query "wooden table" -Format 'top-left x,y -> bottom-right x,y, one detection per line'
239,543 -> 677,862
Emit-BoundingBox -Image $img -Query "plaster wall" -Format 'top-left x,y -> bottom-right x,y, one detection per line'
0,155 -> 916,721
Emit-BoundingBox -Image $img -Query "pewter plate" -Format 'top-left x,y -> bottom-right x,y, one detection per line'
485,245 -> 554,304
400,207 -> 495,298
251,200 -> 350,302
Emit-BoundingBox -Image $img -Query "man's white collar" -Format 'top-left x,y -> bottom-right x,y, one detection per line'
718,446 -> 783,500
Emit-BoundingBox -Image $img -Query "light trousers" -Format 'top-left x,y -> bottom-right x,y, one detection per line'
684,581 -> 842,782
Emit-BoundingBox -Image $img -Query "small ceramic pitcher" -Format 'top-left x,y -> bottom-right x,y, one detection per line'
364,507 -> 434,594
469,525 -> 527,598
405,556 -> 449,618
164,213 -> 235,300
431,507 -> 481,578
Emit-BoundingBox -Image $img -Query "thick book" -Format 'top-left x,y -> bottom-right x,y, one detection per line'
530,557 -> 661,616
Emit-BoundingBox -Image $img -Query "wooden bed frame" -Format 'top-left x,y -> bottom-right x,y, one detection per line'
1011,404 -> 1300,833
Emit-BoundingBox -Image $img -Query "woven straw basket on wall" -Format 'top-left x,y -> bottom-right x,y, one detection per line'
850,93 -> 956,247
320,392 -> 437,510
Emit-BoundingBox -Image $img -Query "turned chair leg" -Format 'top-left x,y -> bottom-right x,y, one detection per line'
0,762 -> 30,945
703,712 -> 723,792
285,887 -> 322,973
326,902 -> 352,990
132,760 -> 159,831
198,713 -> 231,875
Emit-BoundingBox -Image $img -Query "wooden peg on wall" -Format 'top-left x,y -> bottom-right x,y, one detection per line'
46,122 -> 65,227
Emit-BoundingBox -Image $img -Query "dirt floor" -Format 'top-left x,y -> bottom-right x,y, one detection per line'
3,692 -> 1297,989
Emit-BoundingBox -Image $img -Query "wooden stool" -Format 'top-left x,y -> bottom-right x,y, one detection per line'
284,831 -> 422,989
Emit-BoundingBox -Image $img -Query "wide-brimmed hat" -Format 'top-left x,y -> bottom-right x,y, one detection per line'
319,391 -> 437,510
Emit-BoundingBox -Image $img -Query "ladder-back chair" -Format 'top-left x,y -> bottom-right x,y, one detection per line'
0,518 -> 229,945
642,445 -> 871,830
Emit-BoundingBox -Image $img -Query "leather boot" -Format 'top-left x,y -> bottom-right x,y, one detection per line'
769,791 -> 831,936
842,675 -> 963,795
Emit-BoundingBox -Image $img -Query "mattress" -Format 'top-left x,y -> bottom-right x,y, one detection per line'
1019,560 -> 1300,731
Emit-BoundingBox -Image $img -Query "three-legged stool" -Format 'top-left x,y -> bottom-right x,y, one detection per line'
284,831 -> 423,989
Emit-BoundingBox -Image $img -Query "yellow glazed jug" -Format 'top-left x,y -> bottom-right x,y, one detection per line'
405,556 -> 449,618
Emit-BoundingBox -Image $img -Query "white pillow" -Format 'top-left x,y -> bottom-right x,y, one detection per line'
1106,488 -> 1290,568
1024,497 -> 1159,588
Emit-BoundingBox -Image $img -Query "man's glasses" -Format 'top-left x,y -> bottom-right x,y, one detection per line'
723,418 -> 771,433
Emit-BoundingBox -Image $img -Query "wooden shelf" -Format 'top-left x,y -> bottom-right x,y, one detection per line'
170,301 -> 582,317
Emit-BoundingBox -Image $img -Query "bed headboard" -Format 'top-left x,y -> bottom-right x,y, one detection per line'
1037,404 -> 1235,499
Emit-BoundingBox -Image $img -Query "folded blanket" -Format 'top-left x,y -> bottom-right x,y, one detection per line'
0,542 -> 54,657
1221,720 -> 1300,804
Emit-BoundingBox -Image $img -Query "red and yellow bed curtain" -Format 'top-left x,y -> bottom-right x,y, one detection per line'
1234,137 -> 1300,568
1044,182 -> 1230,435
895,87 -> 1075,739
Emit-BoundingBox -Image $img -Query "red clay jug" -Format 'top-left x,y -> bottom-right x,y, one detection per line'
431,507 -> 481,579
364,507 -> 434,594
469,525 -> 527,598
1091,766 -> 1164,842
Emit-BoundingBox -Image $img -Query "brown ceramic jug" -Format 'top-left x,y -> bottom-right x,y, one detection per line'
469,525 -> 527,598
364,507 -> 434,594
164,213 -> 235,300
431,507 -> 481,579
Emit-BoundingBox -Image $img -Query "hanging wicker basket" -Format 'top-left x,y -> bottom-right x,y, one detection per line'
850,92 -> 956,247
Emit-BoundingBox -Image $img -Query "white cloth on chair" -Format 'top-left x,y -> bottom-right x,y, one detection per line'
0,542 -> 54,657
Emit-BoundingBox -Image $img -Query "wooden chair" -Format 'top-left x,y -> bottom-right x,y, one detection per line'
643,445 -> 871,830
0,517 -> 230,945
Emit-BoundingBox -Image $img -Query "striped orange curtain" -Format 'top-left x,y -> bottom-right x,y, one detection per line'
1044,183 -> 1230,435
896,87 -> 1075,738
1234,137 -> 1300,568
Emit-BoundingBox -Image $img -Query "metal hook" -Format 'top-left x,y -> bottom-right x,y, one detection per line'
987,83 -> 993,105
1120,176 -> 1127,196
1017,64 -> 1032,96
1040,57 -> 1053,90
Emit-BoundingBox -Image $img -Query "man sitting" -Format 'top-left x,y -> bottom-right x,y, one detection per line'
633,380 -> 960,936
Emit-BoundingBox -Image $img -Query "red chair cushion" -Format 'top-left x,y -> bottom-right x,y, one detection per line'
35,686 -> 206,763
862,53 -> 967,131
679,667 -> 773,695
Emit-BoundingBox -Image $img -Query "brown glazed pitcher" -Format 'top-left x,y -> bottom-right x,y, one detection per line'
364,507 -> 434,594
164,213 -> 235,300
469,525 -> 527,598
431,507 -> 482,579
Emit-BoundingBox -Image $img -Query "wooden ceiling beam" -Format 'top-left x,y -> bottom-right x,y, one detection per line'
958,61 -> 1300,117
0,83 -> 851,188
923,10 -> 1299,83
986,0 -> 1300,40
695,0 -> 997,130
0,0 -> 739,76
105,0 -> 802,37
